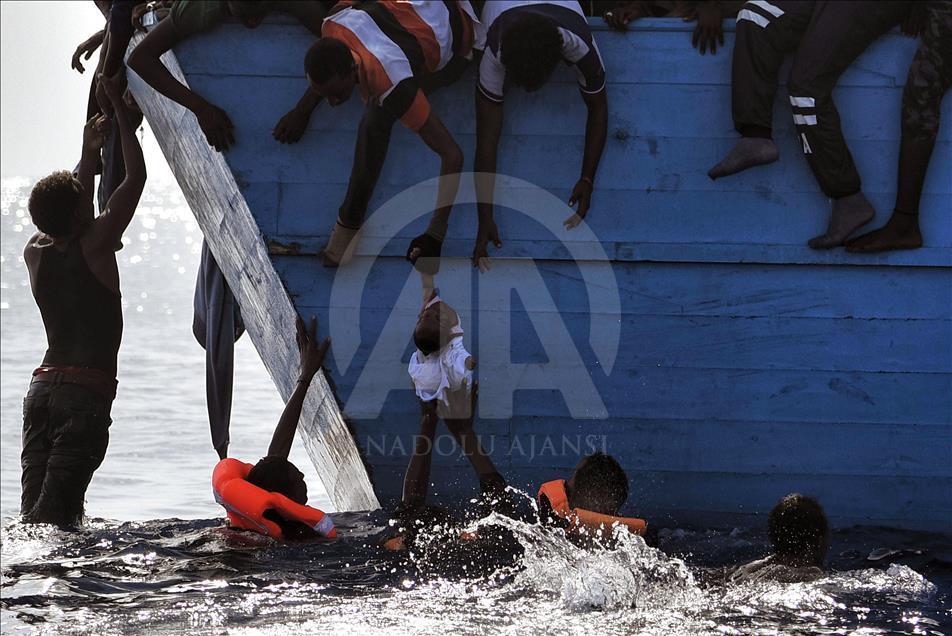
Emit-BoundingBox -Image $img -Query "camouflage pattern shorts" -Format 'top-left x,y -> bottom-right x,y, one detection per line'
902,0 -> 952,140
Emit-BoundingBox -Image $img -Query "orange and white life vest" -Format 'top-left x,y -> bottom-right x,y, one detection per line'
212,458 -> 336,540
538,479 -> 647,536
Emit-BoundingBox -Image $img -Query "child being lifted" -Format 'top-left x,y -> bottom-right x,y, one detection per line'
407,274 -> 476,409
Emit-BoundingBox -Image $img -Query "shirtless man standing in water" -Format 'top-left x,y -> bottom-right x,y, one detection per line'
21,72 -> 145,525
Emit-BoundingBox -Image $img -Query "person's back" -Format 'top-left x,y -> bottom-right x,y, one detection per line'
31,233 -> 122,377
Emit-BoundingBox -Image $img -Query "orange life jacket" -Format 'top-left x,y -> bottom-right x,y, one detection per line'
537,479 -> 647,536
212,458 -> 336,540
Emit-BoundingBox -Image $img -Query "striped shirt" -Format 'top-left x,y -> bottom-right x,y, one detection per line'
323,1 -> 477,131
474,1 -> 606,102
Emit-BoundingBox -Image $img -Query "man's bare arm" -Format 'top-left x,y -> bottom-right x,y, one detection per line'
267,317 -> 330,459
565,88 -> 608,230
472,90 -> 504,271
91,73 -> 146,248
406,110 -> 464,273
127,19 -> 234,150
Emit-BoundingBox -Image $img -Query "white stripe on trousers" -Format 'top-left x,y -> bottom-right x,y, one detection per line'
789,96 -> 816,108
748,1 -> 785,18
736,9 -> 770,27
793,114 -> 818,125
801,133 -> 813,154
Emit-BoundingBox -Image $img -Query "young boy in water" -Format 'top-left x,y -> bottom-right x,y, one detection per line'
730,493 -> 829,583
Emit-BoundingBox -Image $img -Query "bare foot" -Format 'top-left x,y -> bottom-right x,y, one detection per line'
846,212 -> 922,253
708,137 -> 779,180
808,192 -> 875,249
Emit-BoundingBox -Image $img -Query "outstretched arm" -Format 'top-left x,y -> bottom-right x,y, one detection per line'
268,317 -> 331,458
565,88 -> 607,230
273,86 -> 323,144
90,73 -> 146,248
76,114 -> 109,210
402,400 -> 439,506
405,110 -> 464,273
472,89 -> 504,272
127,19 -> 234,150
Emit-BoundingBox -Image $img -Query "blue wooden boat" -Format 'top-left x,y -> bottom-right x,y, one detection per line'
126,16 -> 951,530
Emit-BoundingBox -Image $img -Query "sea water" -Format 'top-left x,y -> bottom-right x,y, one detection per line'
1,178 -> 950,634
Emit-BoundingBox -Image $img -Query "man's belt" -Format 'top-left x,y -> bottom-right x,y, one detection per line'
32,366 -> 117,400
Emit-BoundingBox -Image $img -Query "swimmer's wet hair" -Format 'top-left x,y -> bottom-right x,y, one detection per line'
29,171 -> 82,238
305,38 -> 354,84
569,452 -> 629,515
768,493 -> 829,562
501,13 -> 562,91
247,455 -> 303,498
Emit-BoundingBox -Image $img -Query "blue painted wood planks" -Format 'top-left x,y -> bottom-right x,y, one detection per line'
169,17 -> 951,529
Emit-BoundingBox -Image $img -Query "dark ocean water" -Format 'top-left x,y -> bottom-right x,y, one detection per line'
1,178 -> 950,634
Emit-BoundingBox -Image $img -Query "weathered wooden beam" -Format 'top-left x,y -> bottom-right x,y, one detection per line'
125,33 -> 379,512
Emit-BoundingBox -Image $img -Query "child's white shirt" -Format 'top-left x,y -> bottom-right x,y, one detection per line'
407,295 -> 472,404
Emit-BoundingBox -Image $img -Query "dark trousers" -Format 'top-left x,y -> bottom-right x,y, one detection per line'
732,0 -> 816,137
788,1 -> 909,198
337,56 -> 471,228
21,380 -> 112,525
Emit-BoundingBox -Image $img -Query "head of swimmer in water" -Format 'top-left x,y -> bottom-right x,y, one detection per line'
413,300 -> 458,356
304,38 -> 358,107
566,452 -> 629,516
246,456 -> 308,504
28,171 -> 91,239
768,493 -> 830,568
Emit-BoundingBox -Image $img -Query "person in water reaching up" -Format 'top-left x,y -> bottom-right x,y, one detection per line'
211,317 -> 336,541
729,493 -> 829,583
21,71 -> 146,526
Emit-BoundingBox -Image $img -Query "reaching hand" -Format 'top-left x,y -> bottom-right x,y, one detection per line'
297,315 -> 331,381
472,218 -> 502,273
273,106 -> 310,144
603,2 -> 642,31
82,114 -> 110,153
72,31 -> 104,73
565,177 -> 593,230
195,100 -> 235,152
687,4 -> 724,55
406,232 -> 443,275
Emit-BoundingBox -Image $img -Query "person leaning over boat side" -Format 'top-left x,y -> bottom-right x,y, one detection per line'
21,72 -> 146,526
847,0 -> 952,253
602,1 -> 744,55
302,1 -> 478,273
729,493 -> 830,583
471,0 -> 608,273
127,0 -> 333,152
211,317 -> 336,541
